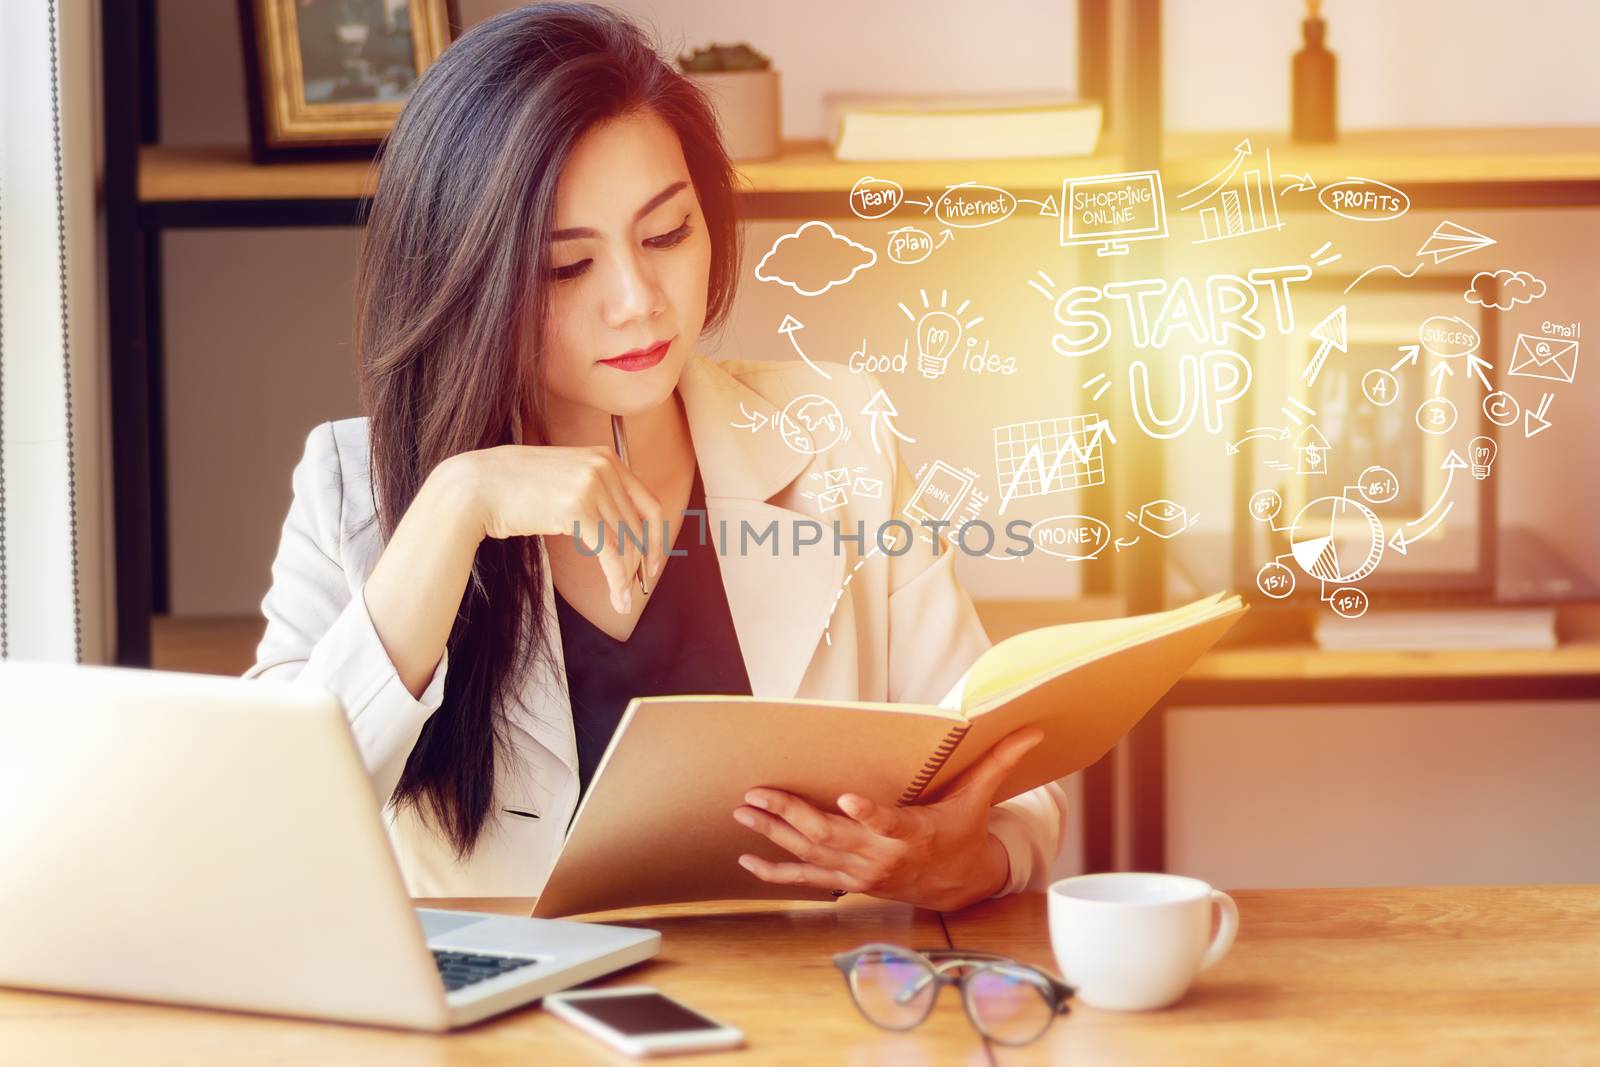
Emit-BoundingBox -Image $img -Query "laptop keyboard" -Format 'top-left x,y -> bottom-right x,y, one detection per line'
432,949 -> 540,992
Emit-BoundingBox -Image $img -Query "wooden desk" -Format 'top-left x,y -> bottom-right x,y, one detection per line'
946,884 -> 1600,1066
1,895 -> 991,1066
5,886 -> 1595,1065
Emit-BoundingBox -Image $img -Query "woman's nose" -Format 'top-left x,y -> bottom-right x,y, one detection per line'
601,249 -> 664,327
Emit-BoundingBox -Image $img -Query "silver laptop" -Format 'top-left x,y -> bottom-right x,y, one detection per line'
0,660 -> 659,1031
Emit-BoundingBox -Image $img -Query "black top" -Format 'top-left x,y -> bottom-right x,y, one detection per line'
553,466 -> 752,800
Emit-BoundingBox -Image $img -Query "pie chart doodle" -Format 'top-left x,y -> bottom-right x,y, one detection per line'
1287,495 -> 1386,585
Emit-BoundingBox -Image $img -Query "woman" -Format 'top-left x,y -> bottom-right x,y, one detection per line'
245,2 -> 1069,910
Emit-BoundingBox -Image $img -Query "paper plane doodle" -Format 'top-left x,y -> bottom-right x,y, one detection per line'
1417,221 -> 1496,264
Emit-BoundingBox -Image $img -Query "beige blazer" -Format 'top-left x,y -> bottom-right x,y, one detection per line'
245,353 -> 1069,898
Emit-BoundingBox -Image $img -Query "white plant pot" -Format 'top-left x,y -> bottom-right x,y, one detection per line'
686,69 -> 781,161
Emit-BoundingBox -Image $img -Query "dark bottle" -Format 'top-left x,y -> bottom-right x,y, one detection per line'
1292,0 -> 1337,142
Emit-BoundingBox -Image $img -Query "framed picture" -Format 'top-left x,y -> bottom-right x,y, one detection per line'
1231,273 -> 1500,607
238,0 -> 460,162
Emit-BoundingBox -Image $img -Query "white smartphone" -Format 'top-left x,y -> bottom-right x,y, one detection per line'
543,985 -> 745,1057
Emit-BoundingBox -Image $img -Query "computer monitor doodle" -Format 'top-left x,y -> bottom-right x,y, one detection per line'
1060,170 -> 1168,256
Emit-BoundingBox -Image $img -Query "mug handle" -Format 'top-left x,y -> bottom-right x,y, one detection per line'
1198,890 -> 1238,972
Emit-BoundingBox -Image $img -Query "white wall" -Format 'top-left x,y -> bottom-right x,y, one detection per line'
0,0 -> 113,663
1168,702 -> 1600,888
1166,0 -> 1600,132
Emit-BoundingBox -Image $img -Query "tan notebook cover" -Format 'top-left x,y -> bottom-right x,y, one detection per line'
532,594 -> 1244,917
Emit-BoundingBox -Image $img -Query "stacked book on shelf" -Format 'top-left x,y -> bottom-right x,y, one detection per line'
824,91 -> 1102,161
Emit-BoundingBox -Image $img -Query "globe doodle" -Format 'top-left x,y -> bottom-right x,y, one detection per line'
777,394 -> 847,454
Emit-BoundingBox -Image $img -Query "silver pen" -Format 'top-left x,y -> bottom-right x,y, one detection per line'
609,414 -> 650,595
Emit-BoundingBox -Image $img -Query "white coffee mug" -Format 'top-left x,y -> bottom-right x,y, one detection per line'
1047,872 -> 1238,1011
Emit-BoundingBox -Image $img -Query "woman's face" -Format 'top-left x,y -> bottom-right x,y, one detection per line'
539,107 -> 713,421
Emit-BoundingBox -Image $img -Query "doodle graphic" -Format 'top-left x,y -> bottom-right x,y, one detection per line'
849,176 -> 903,219
1302,305 -> 1348,387
1317,178 -> 1410,222
903,461 -> 1002,558
1356,466 -> 1400,505
934,183 -> 1021,230
1344,220 -> 1496,293
994,414 -> 1113,515
1175,139 -> 1284,244
1389,451 -> 1466,555
1309,240 -> 1342,267
1278,171 -> 1317,197
1525,393 -> 1554,438
1030,515 -> 1112,561
777,394 -> 847,454
1482,390 -> 1519,427
897,289 -> 983,380
1362,368 -> 1399,407
905,461 -> 977,526
1508,334 -> 1578,384
886,225 -> 936,264
1034,264 -> 1314,360
1415,396 -> 1458,436
1251,476 -> 1399,616
1465,269 -> 1546,310
1059,170 -> 1168,255
1468,437 -> 1498,481
1289,496 -> 1384,586
860,388 -> 915,455
1248,490 -> 1283,523
775,314 -> 832,380
1082,372 -> 1111,403
1415,221 -> 1497,263
801,466 -> 870,512
1129,350 -> 1252,439
755,220 -> 876,296
1128,499 -> 1199,540
1256,561 -> 1296,599
1282,395 -> 1317,426
1225,425 -> 1288,456
1417,315 -> 1479,359
1294,425 -> 1330,475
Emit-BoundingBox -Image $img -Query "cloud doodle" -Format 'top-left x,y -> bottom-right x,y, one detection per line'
1465,269 -> 1546,310
754,220 -> 877,297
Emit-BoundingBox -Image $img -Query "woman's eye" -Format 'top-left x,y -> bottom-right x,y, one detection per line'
549,217 -> 690,281
645,218 -> 693,249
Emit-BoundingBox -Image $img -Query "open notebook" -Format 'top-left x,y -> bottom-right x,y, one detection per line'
531,593 -> 1245,917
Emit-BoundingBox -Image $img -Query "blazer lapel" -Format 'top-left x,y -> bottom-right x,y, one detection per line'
679,355 -> 845,700
509,354 -> 846,779
508,537 -> 581,779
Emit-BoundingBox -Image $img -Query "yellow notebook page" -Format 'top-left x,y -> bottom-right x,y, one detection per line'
955,593 -> 1236,713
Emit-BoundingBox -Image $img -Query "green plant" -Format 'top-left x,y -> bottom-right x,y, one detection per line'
677,42 -> 771,73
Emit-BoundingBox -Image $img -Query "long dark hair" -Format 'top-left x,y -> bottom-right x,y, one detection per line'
353,2 -> 741,858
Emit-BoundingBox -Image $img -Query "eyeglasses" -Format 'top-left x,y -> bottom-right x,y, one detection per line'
832,943 -> 1074,1046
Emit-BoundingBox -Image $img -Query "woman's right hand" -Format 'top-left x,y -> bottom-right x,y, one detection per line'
443,445 -> 665,614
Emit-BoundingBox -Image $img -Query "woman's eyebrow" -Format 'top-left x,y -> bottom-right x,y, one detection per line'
551,180 -> 690,241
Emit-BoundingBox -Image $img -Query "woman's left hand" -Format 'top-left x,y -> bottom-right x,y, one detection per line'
731,726 -> 1045,912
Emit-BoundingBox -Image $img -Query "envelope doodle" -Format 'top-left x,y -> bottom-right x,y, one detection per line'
1508,334 -> 1578,384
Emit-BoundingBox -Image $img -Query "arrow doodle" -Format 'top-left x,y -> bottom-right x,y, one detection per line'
777,314 -> 831,380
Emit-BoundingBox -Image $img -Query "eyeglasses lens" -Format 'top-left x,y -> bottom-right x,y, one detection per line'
848,950 -> 937,1029
965,964 -> 1055,1045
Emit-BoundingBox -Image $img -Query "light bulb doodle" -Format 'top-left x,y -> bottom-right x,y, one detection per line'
897,289 -> 983,381
1468,436 -> 1498,480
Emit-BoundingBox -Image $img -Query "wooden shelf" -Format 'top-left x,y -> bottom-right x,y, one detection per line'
178,603 -> 1600,686
1169,127 -> 1600,187
138,128 -> 1600,206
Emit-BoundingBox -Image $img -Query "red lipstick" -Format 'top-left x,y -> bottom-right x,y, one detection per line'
599,338 -> 672,372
